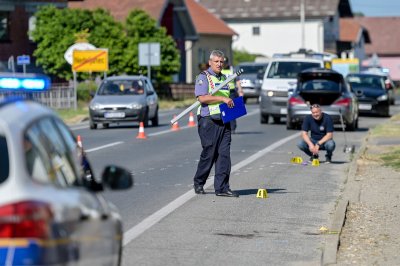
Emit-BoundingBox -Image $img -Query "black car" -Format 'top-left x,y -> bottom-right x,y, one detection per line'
346,73 -> 391,117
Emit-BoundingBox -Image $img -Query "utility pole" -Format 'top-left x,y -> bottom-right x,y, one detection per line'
300,0 -> 305,49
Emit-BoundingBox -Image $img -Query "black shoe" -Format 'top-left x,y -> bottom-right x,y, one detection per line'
216,189 -> 239,197
194,186 -> 205,194
325,156 -> 332,164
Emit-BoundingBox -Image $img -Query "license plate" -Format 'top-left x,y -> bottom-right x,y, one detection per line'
104,112 -> 125,118
359,104 -> 372,110
280,108 -> 287,114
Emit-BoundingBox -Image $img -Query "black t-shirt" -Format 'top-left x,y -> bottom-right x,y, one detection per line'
301,113 -> 334,141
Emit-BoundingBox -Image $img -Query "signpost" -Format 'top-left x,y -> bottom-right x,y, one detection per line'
139,42 -> 160,80
17,55 -> 30,74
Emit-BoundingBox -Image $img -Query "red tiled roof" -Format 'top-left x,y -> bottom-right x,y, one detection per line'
69,0 -> 165,21
340,18 -> 361,42
186,0 -> 235,36
356,17 -> 400,56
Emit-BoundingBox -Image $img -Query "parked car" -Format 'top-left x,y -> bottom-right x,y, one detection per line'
89,75 -> 159,129
235,62 -> 269,103
260,57 -> 324,124
346,72 -> 391,116
0,98 -> 133,265
287,68 -> 359,131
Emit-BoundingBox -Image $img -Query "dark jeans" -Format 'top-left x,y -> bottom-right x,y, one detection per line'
193,116 -> 232,193
297,138 -> 336,158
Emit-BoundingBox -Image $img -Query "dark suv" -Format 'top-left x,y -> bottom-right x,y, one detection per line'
235,62 -> 269,103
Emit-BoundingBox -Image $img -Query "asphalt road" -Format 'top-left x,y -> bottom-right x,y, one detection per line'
69,102 -> 399,265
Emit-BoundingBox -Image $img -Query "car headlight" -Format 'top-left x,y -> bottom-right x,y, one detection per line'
128,103 -> 143,109
267,91 -> 274,97
377,94 -> 388,101
90,102 -> 102,110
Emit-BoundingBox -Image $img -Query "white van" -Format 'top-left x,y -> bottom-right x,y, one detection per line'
259,57 -> 324,124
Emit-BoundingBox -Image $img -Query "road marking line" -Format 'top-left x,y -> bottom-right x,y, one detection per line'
123,132 -> 299,246
85,141 -> 124,153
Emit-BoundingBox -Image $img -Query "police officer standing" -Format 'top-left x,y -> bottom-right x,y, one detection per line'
193,50 -> 239,197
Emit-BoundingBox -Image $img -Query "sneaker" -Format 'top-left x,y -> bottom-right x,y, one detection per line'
308,154 -> 319,162
325,156 -> 332,164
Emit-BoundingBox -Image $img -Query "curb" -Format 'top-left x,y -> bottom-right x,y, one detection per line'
321,133 -> 369,265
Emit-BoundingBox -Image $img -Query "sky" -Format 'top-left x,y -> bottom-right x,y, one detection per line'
350,0 -> 400,17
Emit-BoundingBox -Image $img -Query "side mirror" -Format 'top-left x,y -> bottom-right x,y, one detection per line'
101,165 -> 133,190
90,91 -> 96,98
385,80 -> 393,90
147,90 -> 154,96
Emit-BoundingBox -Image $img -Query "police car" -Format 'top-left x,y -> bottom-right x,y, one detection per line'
0,73 -> 133,265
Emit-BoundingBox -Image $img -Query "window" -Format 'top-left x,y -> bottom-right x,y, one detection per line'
0,135 -> 9,183
252,26 -> 260,36
0,12 -> 10,41
24,117 -> 80,187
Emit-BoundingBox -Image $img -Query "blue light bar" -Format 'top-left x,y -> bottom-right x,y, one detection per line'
0,73 -> 51,91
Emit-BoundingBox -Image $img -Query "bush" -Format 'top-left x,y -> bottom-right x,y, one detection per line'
77,81 -> 98,101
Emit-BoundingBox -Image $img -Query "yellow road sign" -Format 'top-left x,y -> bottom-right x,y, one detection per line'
72,49 -> 108,72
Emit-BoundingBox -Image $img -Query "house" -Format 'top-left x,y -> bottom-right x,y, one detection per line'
70,0 -> 236,83
355,17 -> 400,81
0,0 -> 74,73
196,0 -> 353,57
337,18 -> 370,61
185,0 -> 236,82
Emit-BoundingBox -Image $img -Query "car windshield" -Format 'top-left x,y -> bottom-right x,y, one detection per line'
238,64 -> 268,75
300,79 -> 341,92
267,61 -> 321,79
347,75 -> 385,90
0,135 -> 9,183
98,80 -> 145,95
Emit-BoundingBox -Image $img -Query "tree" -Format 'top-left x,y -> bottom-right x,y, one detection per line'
122,10 -> 180,83
233,49 -> 261,65
31,5 -> 126,80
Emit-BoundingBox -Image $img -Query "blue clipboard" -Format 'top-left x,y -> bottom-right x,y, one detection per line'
219,96 -> 247,124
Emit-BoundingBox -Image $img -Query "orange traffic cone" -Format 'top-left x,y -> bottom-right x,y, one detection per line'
77,135 -> 83,148
188,112 -> 196,127
136,122 -> 147,139
171,115 -> 180,131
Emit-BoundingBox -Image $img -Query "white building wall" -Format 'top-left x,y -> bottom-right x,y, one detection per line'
229,20 -> 324,57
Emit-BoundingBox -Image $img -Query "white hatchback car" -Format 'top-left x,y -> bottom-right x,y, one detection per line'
0,98 -> 133,265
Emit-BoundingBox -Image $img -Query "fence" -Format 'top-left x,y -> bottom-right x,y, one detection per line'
0,83 -> 76,109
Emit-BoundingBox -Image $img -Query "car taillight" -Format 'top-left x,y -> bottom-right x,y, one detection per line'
333,98 -> 351,107
288,97 -> 305,106
0,201 -> 53,239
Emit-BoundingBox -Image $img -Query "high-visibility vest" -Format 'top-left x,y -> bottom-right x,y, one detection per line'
221,69 -> 235,90
196,71 -> 234,117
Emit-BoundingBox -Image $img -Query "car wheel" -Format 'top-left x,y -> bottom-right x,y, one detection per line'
102,123 -> 109,129
151,108 -> 159,127
273,117 -> 280,124
345,119 -> 356,131
142,109 -> 149,128
89,120 -> 97,130
260,114 -> 269,124
286,118 -> 294,130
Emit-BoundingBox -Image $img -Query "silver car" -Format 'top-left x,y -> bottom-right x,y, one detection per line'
0,98 -> 133,265
89,75 -> 159,129
286,68 -> 359,131
235,62 -> 269,103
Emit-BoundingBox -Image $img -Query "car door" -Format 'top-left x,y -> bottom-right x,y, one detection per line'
144,78 -> 158,117
25,117 -> 119,266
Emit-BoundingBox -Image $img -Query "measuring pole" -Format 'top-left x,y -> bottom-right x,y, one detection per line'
170,69 -> 243,125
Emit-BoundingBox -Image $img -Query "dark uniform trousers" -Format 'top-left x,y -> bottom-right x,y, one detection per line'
193,116 -> 232,193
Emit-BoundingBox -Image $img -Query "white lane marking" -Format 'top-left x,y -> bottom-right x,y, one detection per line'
85,141 -> 124,153
123,132 -> 299,246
